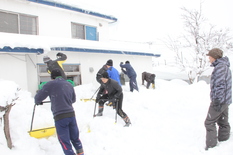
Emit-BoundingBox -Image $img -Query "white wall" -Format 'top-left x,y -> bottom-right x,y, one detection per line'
26,54 -> 39,96
0,0 -> 110,41
0,53 -> 29,92
37,51 -> 154,89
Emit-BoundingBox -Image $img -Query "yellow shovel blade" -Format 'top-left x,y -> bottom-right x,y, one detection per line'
29,127 -> 56,138
80,99 -> 95,102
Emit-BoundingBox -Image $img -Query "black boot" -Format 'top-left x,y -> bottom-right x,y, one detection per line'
123,117 -> 131,127
95,106 -> 103,116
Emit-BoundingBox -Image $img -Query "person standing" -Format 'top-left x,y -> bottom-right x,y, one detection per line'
43,52 -> 67,80
204,48 -> 232,150
120,61 -> 139,92
142,72 -> 156,89
95,71 -> 131,127
34,69 -> 84,155
106,59 -> 121,86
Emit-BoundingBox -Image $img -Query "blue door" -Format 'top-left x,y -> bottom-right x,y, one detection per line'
86,26 -> 97,41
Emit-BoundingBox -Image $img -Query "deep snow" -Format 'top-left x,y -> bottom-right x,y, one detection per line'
0,0 -> 233,154
0,67 -> 233,155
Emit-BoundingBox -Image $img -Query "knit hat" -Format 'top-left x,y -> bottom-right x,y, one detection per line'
106,59 -> 113,66
101,71 -> 109,79
43,56 -> 51,63
51,69 -> 62,79
206,48 -> 223,59
125,61 -> 130,64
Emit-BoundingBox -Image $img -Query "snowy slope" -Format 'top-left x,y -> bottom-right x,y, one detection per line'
0,78 -> 232,155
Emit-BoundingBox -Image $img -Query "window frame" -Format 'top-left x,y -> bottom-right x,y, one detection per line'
71,22 -> 97,41
0,10 -> 38,35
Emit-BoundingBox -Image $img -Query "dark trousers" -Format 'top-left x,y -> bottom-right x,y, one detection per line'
55,117 -> 83,155
204,103 -> 231,147
99,94 -> 128,119
129,75 -> 138,92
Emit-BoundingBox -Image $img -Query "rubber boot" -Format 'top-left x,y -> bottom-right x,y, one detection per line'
76,148 -> 84,155
95,106 -> 104,116
123,116 -> 131,127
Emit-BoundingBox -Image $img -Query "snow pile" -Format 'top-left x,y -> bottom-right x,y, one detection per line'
0,78 -> 233,155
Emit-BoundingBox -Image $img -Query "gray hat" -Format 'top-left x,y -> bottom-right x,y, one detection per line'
43,56 -> 51,63
206,48 -> 223,59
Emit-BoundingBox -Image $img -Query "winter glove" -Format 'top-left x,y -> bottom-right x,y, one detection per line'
35,102 -> 43,106
212,100 -> 222,112
106,97 -> 117,107
56,52 -> 63,57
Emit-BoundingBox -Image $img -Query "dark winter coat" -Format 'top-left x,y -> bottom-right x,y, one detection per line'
210,56 -> 232,105
46,53 -> 67,80
142,72 -> 155,88
34,77 -> 76,120
120,62 -> 137,78
98,79 -> 122,99
96,65 -> 108,84
107,66 -> 121,86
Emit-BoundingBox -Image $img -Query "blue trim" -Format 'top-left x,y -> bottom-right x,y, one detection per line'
37,63 -> 81,65
51,47 -> 160,57
0,46 -> 44,54
27,0 -> 117,22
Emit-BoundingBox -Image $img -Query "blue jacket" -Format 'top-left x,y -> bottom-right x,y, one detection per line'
34,77 -> 76,117
120,63 -> 137,78
107,66 -> 121,86
210,56 -> 232,105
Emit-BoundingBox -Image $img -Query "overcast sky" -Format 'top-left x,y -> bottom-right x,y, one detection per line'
72,0 -> 233,43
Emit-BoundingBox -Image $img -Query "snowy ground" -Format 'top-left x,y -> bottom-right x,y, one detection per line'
0,73 -> 233,155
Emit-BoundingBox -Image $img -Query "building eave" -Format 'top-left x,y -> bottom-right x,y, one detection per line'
0,46 -> 44,54
27,0 -> 118,22
51,47 -> 160,57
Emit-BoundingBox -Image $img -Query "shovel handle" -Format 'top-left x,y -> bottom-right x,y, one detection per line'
30,104 -> 36,131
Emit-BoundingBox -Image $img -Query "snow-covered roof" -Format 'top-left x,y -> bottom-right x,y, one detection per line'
0,32 -> 160,57
27,0 -> 117,22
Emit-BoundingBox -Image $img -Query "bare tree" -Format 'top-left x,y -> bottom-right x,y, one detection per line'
166,4 -> 232,83
0,88 -> 20,149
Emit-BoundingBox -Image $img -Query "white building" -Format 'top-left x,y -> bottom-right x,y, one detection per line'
0,0 -> 160,96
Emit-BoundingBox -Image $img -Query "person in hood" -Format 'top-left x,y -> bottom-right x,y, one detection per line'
142,72 -> 156,89
43,52 -> 67,80
106,59 -> 121,86
204,48 -> 232,150
120,61 -> 139,92
34,69 -> 84,155
94,71 -> 131,127
96,63 -> 108,84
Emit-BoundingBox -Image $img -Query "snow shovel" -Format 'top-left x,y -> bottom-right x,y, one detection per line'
28,103 -> 56,139
81,87 -> 100,102
80,98 -> 96,102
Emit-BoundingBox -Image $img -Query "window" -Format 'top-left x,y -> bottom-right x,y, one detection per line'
71,23 -> 97,41
72,23 -> 85,39
0,11 -> 38,35
38,64 -> 82,86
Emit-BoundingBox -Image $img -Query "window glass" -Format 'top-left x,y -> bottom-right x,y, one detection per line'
0,11 -> 18,33
0,11 -> 37,35
20,15 -> 37,35
72,23 -> 85,39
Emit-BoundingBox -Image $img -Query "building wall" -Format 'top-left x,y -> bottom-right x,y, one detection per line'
26,54 -> 39,95
0,53 -> 29,92
0,0 -> 156,95
37,51 -> 154,89
0,0 -> 110,41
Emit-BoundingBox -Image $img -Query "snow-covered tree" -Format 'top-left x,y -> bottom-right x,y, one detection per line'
0,81 -> 20,149
166,5 -> 232,83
